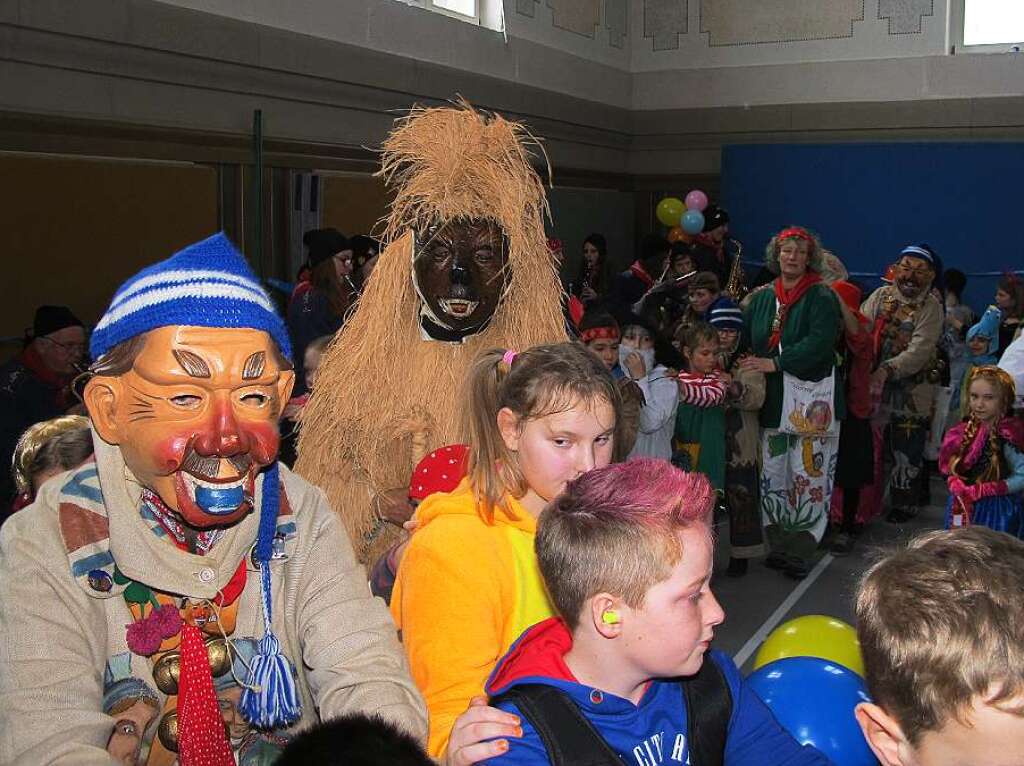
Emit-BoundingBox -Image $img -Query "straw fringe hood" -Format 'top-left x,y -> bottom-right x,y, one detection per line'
295,102 -> 567,563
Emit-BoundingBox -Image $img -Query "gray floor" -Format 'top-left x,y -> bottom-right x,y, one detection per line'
711,475 -> 947,674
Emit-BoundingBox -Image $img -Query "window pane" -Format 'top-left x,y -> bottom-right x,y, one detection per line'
433,0 -> 476,16
964,0 -> 1024,45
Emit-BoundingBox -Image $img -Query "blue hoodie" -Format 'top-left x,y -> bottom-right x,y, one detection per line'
482,618 -> 833,766
952,306 -> 1001,412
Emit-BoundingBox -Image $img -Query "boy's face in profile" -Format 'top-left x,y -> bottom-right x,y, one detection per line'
857,695 -> 1024,766
618,526 -> 723,679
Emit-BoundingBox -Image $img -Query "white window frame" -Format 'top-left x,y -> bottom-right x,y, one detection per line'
950,0 -> 1024,54
394,0 -> 505,33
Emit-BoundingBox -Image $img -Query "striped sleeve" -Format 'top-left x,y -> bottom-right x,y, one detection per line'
676,372 -> 727,407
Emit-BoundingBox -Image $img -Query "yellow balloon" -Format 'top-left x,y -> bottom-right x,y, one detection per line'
753,615 -> 865,678
656,197 -> 685,228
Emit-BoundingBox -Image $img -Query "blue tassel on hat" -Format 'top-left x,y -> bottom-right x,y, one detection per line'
239,462 -> 302,728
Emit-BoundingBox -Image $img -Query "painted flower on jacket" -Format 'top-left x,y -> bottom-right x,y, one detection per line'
794,474 -> 810,495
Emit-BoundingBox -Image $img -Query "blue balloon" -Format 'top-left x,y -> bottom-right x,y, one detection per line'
681,209 -> 705,235
746,657 -> 877,766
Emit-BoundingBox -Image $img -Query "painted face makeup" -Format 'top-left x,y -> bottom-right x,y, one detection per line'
413,218 -> 509,340
895,257 -> 934,300
89,326 -> 293,529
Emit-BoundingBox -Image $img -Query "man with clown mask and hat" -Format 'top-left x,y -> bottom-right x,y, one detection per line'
0,234 -> 426,765
860,244 -> 944,524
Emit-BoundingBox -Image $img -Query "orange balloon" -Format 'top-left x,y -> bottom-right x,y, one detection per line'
667,226 -> 688,243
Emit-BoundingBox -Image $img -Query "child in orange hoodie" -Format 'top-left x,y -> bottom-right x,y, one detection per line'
390,342 -> 620,760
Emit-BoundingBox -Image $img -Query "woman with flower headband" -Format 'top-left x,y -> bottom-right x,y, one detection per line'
939,366 -> 1024,537
741,226 -> 842,580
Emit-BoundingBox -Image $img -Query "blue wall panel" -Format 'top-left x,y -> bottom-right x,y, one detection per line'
721,142 -> 1024,312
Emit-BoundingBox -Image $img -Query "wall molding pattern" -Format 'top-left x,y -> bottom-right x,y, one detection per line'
644,0 -> 688,51
878,0 -> 935,35
699,0 -> 865,47
547,0 -> 601,38
515,0 -> 537,16
606,0 -> 628,48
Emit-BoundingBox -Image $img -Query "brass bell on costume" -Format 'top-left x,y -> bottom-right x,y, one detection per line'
152,637 -> 234,695
157,709 -> 179,752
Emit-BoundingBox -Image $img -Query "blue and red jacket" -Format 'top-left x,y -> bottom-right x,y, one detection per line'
482,618 -> 833,766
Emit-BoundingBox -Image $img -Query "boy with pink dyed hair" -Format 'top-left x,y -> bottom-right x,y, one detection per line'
480,458 -> 830,765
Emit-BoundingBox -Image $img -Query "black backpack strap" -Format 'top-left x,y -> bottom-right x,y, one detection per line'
489,684 -> 622,766
682,656 -> 733,766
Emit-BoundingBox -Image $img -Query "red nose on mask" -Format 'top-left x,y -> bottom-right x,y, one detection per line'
192,396 -> 251,457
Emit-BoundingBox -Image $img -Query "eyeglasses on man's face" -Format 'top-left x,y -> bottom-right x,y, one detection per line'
40,336 -> 87,356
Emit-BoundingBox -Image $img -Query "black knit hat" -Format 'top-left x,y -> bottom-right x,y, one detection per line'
303,228 -> 350,269
32,305 -> 83,339
702,205 -> 729,232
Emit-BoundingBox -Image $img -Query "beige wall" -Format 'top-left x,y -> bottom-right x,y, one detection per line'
1,154 -> 217,338
322,174 -> 392,240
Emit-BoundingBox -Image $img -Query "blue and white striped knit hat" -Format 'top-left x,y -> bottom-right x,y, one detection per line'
707,296 -> 744,331
90,232 -> 291,362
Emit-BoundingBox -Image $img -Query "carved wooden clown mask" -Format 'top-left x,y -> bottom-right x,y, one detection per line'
413,218 -> 510,341
85,326 -> 294,529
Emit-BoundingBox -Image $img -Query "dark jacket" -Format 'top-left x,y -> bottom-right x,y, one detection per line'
0,353 -> 71,506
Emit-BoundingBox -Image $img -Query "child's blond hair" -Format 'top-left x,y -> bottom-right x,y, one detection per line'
856,527 -> 1024,745
12,415 -> 92,496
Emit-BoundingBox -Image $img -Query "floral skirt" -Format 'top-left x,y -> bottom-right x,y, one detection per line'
760,429 -> 840,548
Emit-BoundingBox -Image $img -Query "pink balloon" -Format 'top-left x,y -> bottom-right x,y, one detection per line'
685,190 -> 708,212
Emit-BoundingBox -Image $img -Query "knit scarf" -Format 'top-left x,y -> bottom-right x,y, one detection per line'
768,272 -> 822,349
629,261 -> 655,288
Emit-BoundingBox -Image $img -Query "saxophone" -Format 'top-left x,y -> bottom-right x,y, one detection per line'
724,238 -> 746,301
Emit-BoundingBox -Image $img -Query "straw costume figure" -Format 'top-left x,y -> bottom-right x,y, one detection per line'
295,102 -> 567,565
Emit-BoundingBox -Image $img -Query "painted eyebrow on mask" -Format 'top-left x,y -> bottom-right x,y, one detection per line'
242,351 -> 266,380
172,349 -> 211,379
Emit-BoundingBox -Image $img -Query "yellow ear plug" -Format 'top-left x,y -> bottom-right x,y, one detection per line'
601,610 -> 620,625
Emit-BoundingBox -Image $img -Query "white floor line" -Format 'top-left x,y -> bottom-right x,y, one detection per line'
732,553 -> 835,669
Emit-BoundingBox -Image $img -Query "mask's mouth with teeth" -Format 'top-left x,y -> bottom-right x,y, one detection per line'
173,451 -> 255,518
438,298 -> 479,318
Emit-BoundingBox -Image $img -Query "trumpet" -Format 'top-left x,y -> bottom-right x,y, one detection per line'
724,238 -> 746,301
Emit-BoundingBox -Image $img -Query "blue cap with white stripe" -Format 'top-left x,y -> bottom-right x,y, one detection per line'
90,233 -> 291,362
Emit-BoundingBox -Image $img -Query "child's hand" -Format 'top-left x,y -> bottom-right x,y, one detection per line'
947,476 -> 968,497
717,371 -> 733,387
624,351 -> 647,380
376,487 -> 416,527
739,356 -> 776,374
446,696 -> 523,765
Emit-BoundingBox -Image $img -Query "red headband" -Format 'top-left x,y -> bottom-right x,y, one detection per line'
776,227 -> 813,244
580,326 -> 620,343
